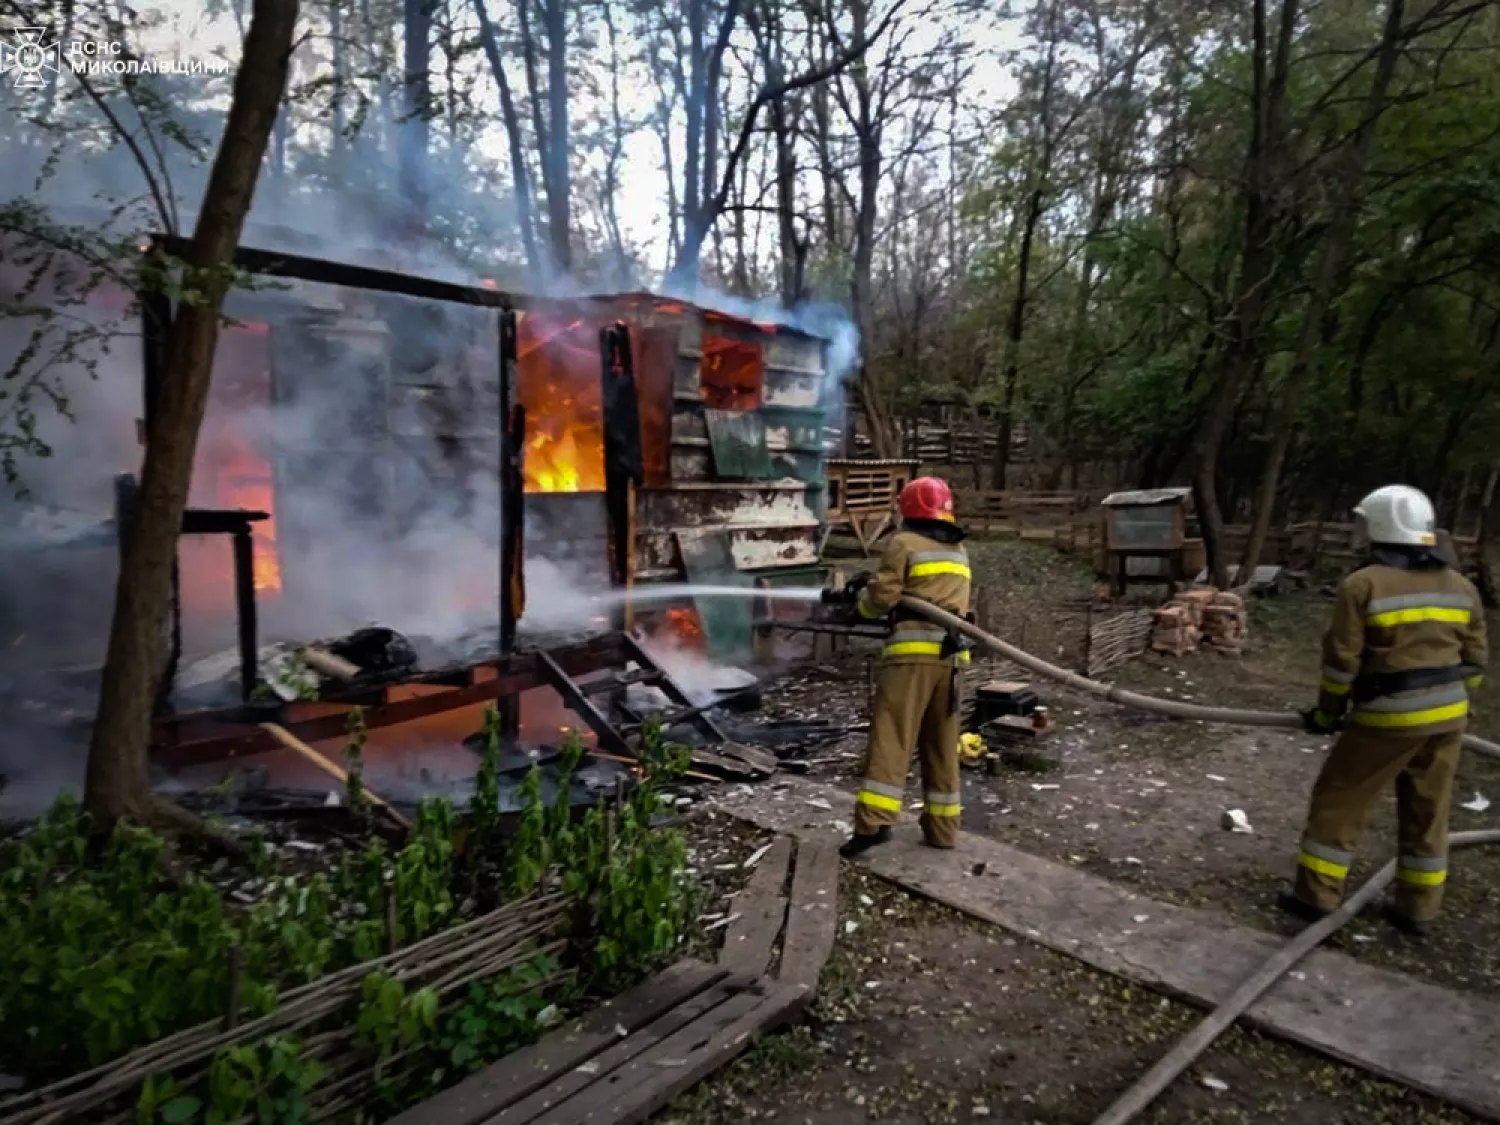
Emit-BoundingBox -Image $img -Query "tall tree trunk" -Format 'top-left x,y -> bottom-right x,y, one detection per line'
1239,0 -> 1404,577
357,0 -> 393,167
330,0 -> 348,163
601,0 -> 629,276
993,0 -> 1061,489
85,0 -> 298,831
542,0 -> 571,271
1191,0 -> 1297,588
400,0 -> 433,230
474,0 -> 542,276
995,185 -> 1044,490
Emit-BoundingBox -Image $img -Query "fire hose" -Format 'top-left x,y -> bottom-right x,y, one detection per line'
893,595 -> 1500,1122
895,595 -> 1500,761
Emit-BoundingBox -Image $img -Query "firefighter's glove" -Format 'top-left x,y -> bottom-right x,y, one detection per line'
1300,707 -> 1342,736
822,573 -> 870,608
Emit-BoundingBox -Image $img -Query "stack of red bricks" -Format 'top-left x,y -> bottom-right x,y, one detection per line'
1201,590 -> 1248,654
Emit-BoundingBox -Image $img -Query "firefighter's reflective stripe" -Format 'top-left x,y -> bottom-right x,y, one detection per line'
1297,839 -> 1353,880
1396,854 -> 1447,887
956,649 -> 971,665
857,779 -> 904,813
1466,673 -> 1485,692
884,627 -> 947,658
924,789 -> 962,817
1352,684 -> 1469,728
1366,591 -> 1474,628
856,591 -> 884,619
907,550 -> 971,580
1320,665 -> 1355,696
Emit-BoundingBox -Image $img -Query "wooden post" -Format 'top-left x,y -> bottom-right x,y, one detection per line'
623,480 -> 637,630
223,945 -> 242,1032
383,882 -> 399,954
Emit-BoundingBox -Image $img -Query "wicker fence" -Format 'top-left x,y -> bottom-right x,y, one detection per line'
1085,608 -> 1156,679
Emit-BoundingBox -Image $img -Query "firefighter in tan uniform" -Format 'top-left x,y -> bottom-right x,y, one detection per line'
1282,485 -> 1488,935
824,476 -> 972,859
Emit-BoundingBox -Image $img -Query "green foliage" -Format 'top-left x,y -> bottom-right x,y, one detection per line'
501,765 -> 548,898
354,972 -> 438,1062
201,1035 -> 325,1125
951,1 -> 1500,512
437,953 -> 562,1076
0,797 -> 270,1075
469,705 -> 503,863
3,723 -> 698,1118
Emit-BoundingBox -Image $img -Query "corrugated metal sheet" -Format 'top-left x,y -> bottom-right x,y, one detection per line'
704,409 -> 777,479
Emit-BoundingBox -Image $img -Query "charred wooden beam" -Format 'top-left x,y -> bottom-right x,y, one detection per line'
499,309 -> 522,656
150,634 -> 630,769
535,649 -> 635,758
498,307 -> 524,743
151,235 -> 523,312
231,526 -> 258,703
600,321 -> 644,632
619,632 -> 728,745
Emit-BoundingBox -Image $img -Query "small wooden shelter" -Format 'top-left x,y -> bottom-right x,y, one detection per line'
819,458 -> 920,555
1100,487 -> 1201,595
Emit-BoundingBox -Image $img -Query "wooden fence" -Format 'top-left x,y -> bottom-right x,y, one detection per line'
1085,608 -> 1156,679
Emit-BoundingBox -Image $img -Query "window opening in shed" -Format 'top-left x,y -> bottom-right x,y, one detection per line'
700,334 -> 763,411
517,312 -> 606,493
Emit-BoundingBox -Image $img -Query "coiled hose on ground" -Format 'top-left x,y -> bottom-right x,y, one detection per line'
894,595 -> 1500,1123
895,595 -> 1500,761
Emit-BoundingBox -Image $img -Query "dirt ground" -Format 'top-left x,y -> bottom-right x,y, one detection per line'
653,538 -> 1500,1124
659,865 -> 1477,1125
752,539 -> 1500,998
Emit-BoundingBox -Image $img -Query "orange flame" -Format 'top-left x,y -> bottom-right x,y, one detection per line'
662,606 -> 706,649
185,321 -> 284,603
517,313 -> 606,493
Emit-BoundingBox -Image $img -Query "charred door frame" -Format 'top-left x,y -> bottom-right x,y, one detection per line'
140,237 -> 549,708
599,322 -> 643,631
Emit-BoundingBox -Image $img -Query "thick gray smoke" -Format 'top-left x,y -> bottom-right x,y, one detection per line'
0,33 -> 860,812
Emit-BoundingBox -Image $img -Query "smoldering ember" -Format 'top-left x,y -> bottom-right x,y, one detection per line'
2,2 -> 1500,1123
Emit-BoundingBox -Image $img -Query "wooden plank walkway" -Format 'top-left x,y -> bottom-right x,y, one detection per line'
779,840 -> 840,991
718,837 -> 792,975
390,834 -> 841,1125
388,961 -> 808,1125
720,780 -> 1500,1122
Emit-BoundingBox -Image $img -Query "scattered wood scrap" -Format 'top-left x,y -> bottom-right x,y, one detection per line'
716,835 -> 841,993
257,722 -> 410,830
386,960 -> 808,1125
718,837 -> 793,976
778,840 -> 840,992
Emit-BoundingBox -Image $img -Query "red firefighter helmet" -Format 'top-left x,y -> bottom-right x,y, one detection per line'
899,476 -> 955,523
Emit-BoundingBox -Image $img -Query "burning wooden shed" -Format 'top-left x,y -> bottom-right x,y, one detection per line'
141,241 -> 834,693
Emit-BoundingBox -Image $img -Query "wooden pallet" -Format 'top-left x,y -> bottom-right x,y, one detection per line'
388,961 -> 809,1125
390,836 -> 840,1125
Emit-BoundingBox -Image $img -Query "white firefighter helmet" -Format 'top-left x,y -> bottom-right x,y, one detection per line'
1353,484 -> 1437,547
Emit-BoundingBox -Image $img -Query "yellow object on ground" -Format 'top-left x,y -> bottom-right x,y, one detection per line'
959,732 -> 985,763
